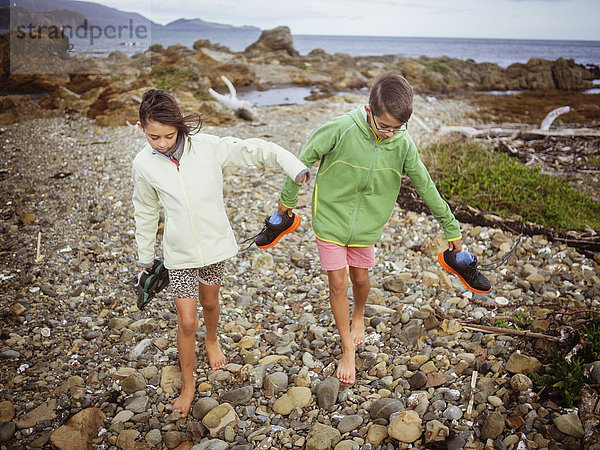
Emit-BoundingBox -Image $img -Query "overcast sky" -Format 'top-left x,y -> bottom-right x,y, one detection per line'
93,0 -> 598,41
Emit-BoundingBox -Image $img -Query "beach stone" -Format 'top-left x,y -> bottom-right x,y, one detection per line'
160,366 -> 182,394
145,429 -> 162,446
305,422 -> 341,450
366,424 -> 388,445
15,399 -> 57,429
367,288 -> 387,305
488,395 -> 503,407
553,413 -> 584,438
252,252 -> 273,271
440,319 -> 462,334
337,414 -> 363,433
112,410 -> 134,424
0,401 -> 15,422
388,410 -> 422,443
426,372 -> 453,387
481,411 -> 505,440
113,367 -> 137,380
443,405 -> 463,421
273,387 -> 312,415
192,439 -> 229,450
505,353 -> 542,375
238,335 -> 256,349
108,317 -> 131,330
316,377 -> 340,409
164,430 -> 181,448
202,403 -> 239,437
383,278 -> 405,293
444,389 -> 461,402
510,373 -> 533,391
409,371 -> 427,389
125,396 -> 149,413
192,398 -> 219,420
421,271 -> 439,287
116,429 -> 140,449
369,398 -> 404,420
220,386 -> 253,406
0,422 -> 16,442
425,419 -> 449,443
121,372 -> 147,393
263,372 -> 288,393
333,440 -> 359,450
49,408 -> 106,450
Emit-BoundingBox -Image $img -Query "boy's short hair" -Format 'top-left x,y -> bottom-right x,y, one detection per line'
369,72 -> 413,123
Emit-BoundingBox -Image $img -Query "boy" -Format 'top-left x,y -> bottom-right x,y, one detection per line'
271,72 -> 463,384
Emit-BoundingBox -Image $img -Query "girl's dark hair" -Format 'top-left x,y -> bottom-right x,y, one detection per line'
369,72 -> 413,123
139,89 -> 203,135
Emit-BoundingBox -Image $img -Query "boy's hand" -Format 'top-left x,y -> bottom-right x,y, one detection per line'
297,173 -> 308,185
448,239 -> 463,252
277,199 -> 293,217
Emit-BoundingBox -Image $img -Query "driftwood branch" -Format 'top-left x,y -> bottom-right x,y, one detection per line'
439,106 -> 600,138
540,106 -> 570,131
462,324 -> 560,341
208,75 -> 256,121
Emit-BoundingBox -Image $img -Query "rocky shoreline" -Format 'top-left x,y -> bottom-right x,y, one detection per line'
1,26 -> 599,128
1,93 -> 599,449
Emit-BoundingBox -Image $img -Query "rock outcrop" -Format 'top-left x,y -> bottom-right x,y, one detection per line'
0,26 -> 597,126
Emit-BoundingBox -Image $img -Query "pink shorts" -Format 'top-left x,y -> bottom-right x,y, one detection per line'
315,238 -> 375,271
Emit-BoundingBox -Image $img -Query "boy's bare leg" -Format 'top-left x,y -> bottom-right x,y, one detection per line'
173,297 -> 199,418
327,268 -> 356,384
349,267 -> 370,346
198,283 -> 226,370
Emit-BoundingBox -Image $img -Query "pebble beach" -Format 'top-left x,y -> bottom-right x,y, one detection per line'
1,93 -> 599,449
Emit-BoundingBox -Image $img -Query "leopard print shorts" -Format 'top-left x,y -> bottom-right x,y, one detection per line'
168,261 -> 225,299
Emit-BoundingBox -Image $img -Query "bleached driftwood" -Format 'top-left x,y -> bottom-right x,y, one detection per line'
209,76 -> 256,121
438,104 -> 600,139
410,113 -> 432,133
540,106 -> 570,131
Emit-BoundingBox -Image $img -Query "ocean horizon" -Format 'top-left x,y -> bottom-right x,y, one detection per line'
63,29 -> 600,69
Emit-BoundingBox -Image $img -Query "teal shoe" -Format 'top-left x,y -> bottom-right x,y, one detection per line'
134,259 -> 169,309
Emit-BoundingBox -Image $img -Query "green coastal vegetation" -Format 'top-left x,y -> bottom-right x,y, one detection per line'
425,142 -> 600,232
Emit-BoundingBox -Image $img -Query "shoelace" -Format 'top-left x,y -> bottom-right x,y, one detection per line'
239,219 -> 270,251
477,233 -> 523,272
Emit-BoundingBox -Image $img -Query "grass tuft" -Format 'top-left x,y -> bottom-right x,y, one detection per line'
425,142 -> 600,231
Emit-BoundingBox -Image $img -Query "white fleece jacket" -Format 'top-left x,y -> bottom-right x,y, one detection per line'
132,133 -> 308,269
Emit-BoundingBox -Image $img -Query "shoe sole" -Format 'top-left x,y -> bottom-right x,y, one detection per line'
437,252 -> 491,294
256,214 -> 301,249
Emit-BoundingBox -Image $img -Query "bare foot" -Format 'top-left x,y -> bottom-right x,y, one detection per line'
172,386 -> 195,418
351,320 -> 366,346
336,347 -> 356,384
205,337 -> 226,370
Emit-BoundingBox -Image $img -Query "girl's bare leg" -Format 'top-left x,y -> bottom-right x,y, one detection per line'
198,283 -> 226,370
172,297 -> 198,418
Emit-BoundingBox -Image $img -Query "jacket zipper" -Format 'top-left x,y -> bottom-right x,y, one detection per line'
175,165 -> 206,265
154,148 -> 206,265
346,140 -> 379,245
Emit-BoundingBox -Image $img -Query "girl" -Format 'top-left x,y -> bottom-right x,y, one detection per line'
132,89 -> 309,417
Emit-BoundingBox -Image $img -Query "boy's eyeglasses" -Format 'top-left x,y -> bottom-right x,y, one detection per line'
371,111 -> 408,134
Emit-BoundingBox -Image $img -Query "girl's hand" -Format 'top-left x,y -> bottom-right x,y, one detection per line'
277,199 -> 293,217
448,238 -> 463,252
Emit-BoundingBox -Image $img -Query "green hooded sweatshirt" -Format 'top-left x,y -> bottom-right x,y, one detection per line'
280,105 -> 461,246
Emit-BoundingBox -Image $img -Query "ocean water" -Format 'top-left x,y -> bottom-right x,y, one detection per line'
68,29 -> 600,69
